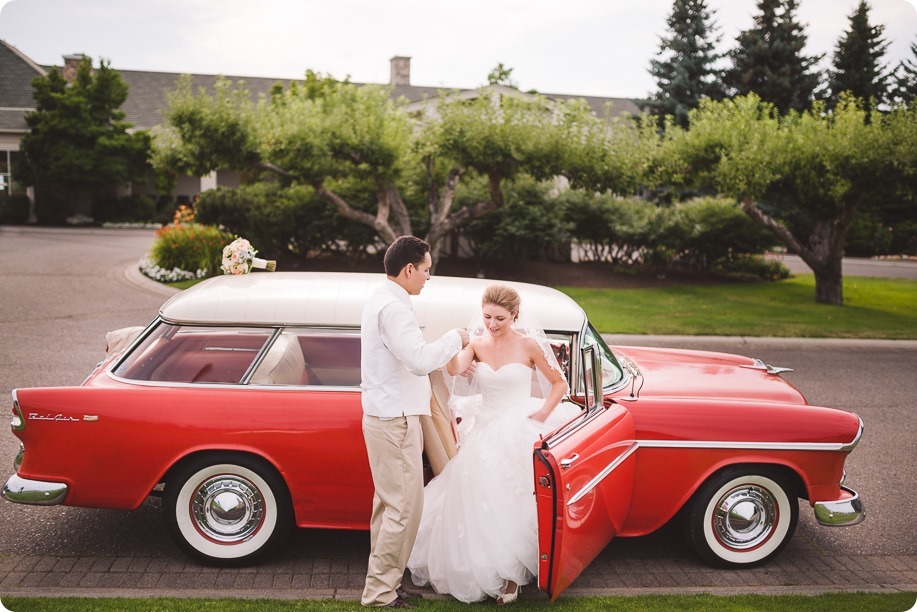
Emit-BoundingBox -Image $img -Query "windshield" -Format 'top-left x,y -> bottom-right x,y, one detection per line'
582,323 -> 625,390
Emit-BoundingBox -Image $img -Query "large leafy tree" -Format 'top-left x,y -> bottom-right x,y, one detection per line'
18,56 -> 151,222
827,0 -> 890,111
644,0 -> 726,130
725,0 -> 822,114
654,94 -> 914,305
153,73 -> 650,264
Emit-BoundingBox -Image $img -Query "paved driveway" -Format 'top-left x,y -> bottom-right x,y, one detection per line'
0,226 -> 915,602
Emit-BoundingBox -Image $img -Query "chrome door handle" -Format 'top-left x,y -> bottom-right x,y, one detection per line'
560,453 -> 579,469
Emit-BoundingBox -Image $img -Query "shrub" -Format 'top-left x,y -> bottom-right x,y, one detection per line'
845,212 -> 894,256
462,178 -> 570,264
561,192 -> 665,266
714,254 -> 791,281
195,183 -> 380,260
666,197 -> 776,270
149,223 -> 233,277
0,194 -> 30,224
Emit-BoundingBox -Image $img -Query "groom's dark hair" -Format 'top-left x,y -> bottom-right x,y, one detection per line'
384,235 -> 430,277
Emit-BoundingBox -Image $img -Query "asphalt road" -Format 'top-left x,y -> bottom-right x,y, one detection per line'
0,226 -> 915,599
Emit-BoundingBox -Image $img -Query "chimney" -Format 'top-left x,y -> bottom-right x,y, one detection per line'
62,53 -> 85,82
390,56 -> 411,86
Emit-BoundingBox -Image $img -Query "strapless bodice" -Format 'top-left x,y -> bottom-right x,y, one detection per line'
474,362 -> 535,424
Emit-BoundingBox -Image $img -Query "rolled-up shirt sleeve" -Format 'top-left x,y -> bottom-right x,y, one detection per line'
379,303 -> 461,376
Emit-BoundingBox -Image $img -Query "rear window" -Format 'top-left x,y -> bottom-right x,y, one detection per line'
112,322 -> 273,384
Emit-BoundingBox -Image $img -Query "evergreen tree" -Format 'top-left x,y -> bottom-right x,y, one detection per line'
891,37 -> 917,104
725,0 -> 822,114
828,1 -> 890,111
644,0 -> 726,129
18,56 -> 150,222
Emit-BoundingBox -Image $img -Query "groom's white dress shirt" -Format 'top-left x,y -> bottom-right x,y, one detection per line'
361,279 -> 462,418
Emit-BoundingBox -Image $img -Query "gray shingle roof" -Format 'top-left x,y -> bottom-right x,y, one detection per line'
2,40 -> 640,134
0,40 -> 46,130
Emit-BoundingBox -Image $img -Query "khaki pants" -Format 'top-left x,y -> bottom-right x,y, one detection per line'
361,414 -> 424,607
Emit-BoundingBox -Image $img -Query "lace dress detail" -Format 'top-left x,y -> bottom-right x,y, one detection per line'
408,362 -> 578,602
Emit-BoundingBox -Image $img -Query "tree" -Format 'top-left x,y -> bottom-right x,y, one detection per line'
890,37 -> 917,104
725,0 -> 822,114
654,94 -> 914,305
827,0 -> 890,111
644,0 -> 726,130
153,73 -> 650,265
17,56 -> 151,222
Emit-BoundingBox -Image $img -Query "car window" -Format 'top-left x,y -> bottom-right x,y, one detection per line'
582,323 -> 625,390
250,328 -> 362,387
112,322 -> 274,384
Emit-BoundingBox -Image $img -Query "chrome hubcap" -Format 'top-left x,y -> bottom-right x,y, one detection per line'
191,475 -> 264,543
712,484 -> 776,550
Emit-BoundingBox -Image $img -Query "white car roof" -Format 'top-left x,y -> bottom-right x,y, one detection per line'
159,272 -> 586,339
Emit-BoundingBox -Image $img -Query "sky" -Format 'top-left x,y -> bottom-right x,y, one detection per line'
1,0 -> 915,99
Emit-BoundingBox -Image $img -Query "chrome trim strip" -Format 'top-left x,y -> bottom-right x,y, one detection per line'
102,373 -> 362,392
13,444 -> 23,472
566,442 -> 638,506
2,474 -> 68,506
840,417 -> 864,452
637,439 -> 856,452
813,486 -> 865,526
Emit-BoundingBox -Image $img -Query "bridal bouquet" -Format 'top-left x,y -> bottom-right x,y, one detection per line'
221,237 -> 277,275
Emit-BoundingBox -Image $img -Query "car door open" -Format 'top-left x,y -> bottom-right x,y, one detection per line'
534,344 -> 637,600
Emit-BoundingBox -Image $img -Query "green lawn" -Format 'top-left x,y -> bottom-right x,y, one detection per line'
562,275 -> 917,339
3,593 -> 914,611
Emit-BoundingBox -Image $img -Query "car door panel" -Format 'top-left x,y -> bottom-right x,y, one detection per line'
534,403 -> 636,600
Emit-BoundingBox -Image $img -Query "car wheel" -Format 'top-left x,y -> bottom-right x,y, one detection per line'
163,453 -> 293,565
685,466 -> 798,568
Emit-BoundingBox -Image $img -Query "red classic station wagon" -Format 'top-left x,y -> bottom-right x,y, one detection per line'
3,273 -> 864,600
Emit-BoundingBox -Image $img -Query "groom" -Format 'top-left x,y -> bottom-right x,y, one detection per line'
360,235 -> 469,608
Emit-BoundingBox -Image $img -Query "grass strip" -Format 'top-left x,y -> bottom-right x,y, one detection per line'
562,275 -> 917,339
3,593 -> 915,611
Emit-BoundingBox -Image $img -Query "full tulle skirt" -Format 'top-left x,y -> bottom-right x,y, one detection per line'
408,397 -> 568,603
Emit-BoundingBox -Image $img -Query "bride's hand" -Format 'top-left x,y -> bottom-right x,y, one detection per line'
528,408 -> 550,422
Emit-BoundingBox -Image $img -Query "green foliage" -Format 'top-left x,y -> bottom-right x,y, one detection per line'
0,194 -> 30,224
713,253 -> 791,281
486,63 -> 518,88
461,177 -> 569,264
150,223 -> 233,276
654,94 -> 914,302
827,0 -> 891,110
725,0 -> 823,114
666,196 -> 776,270
890,38 -> 917,103
17,56 -> 151,220
562,193 -> 774,273
644,0 -> 726,130
195,183 -> 379,259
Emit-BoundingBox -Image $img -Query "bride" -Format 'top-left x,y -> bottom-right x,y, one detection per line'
408,284 -> 574,604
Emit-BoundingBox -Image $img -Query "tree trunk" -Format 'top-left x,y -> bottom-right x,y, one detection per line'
813,259 -> 844,305
741,199 -> 849,306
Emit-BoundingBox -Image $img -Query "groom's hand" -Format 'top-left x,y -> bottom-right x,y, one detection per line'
460,361 -> 477,378
456,328 -> 470,347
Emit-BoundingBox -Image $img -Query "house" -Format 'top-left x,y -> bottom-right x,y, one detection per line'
0,41 -> 640,219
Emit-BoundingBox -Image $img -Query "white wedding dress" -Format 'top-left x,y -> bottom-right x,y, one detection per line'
408,362 -> 577,602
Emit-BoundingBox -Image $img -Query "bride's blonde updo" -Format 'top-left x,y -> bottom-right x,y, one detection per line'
482,284 -> 521,321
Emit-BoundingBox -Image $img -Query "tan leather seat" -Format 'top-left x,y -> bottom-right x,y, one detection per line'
251,333 -> 318,386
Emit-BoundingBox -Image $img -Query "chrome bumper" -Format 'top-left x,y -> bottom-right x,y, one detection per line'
2,473 -> 68,506
813,485 -> 864,526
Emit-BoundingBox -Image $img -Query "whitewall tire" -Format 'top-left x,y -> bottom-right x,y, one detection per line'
164,454 -> 293,565
686,467 -> 798,568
